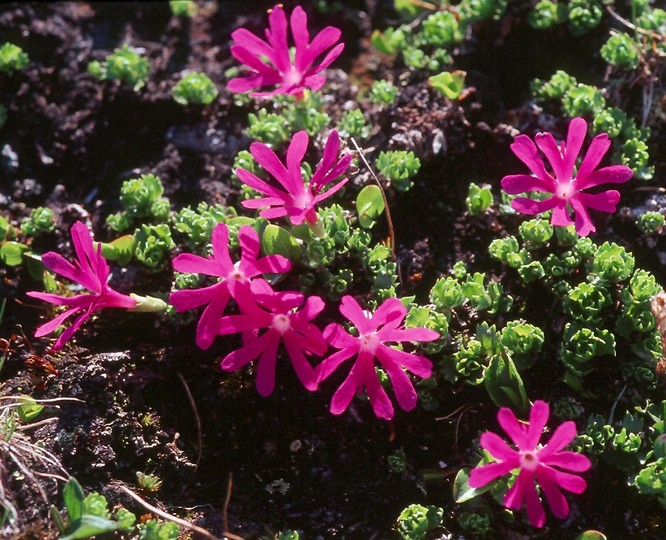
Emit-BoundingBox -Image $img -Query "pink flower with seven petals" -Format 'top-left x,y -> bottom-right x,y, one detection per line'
469,400 -> 591,528
501,117 -> 633,236
27,221 -> 137,351
316,295 -> 440,420
215,284 -> 327,396
228,4 -> 344,97
237,129 -> 352,227
169,223 -> 291,350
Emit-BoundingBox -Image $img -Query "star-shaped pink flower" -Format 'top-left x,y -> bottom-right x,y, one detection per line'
228,4 -> 344,97
237,129 -> 351,227
169,223 -> 290,350
316,295 -> 439,420
501,117 -> 633,236
27,221 -> 137,351
469,400 -> 592,528
215,284 -> 326,396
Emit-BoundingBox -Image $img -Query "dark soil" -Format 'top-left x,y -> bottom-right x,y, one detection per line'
1,1 -> 664,539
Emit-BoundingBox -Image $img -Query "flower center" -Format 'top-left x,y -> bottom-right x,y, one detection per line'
282,66 -> 303,87
359,332 -> 379,353
519,450 -> 540,472
554,181 -> 576,201
271,313 -> 291,335
228,261 -> 246,283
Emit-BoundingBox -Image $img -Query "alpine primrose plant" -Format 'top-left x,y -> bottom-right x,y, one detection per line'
215,284 -> 326,396
502,116 -> 633,236
27,222 -> 163,351
169,223 -> 291,350
469,400 -> 591,528
317,296 -> 440,421
227,4 -> 344,97
236,129 -> 352,232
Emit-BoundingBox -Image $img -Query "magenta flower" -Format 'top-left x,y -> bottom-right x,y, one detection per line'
169,223 -> 290,350
501,117 -> 633,236
316,296 -> 439,420
469,400 -> 592,528
228,4 -> 344,97
214,285 -> 327,396
237,129 -> 352,227
27,221 -> 137,351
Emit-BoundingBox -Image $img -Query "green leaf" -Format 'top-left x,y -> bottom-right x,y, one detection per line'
23,251 -> 45,280
452,468 -> 492,503
59,515 -> 118,540
261,224 -> 301,263
50,504 -> 67,534
575,531 -> 607,540
484,354 -> 529,415
62,478 -> 85,523
429,70 -> 466,100
16,396 -> 44,422
110,235 -> 135,266
0,241 -> 28,266
356,185 -> 385,228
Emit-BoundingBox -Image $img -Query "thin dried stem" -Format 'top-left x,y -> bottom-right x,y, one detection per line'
605,5 -> 665,42
176,372 -> 203,468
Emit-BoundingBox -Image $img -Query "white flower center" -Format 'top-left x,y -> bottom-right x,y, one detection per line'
555,182 -> 576,201
519,450 -> 540,472
271,313 -> 291,335
283,67 -> 303,87
359,332 -> 379,353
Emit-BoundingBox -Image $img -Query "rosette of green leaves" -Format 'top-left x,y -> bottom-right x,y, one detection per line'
376,151 -> 421,192
592,242 -> 635,282
88,44 -> 150,91
107,174 -> 170,232
465,182 -> 493,215
567,0 -> 603,35
500,320 -> 544,369
601,32 -> 640,70
369,79 -> 398,105
134,223 -> 175,269
21,207 -> 55,237
169,0 -> 197,17
395,504 -> 444,539
637,211 -> 665,234
172,202 -> 236,248
338,108 -> 370,139
560,323 -> 616,378
528,0 -> 567,29
172,72 -> 218,106
0,43 -> 28,73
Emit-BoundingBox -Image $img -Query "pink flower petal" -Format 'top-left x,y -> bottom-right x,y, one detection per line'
510,135 -> 554,182
169,283 -> 222,312
375,344 -> 432,379
33,306 -> 83,338
511,196 -> 560,216
171,253 -> 223,277
230,28 -> 277,65
284,333 -> 318,391
525,400 -> 549,450
498,407 -> 529,449
501,174 -> 554,194
329,354 -> 365,414
536,465 -> 570,519
380,354 -> 418,412
370,297 -> 406,330
550,468 -> 588,494
480,432 -> 519,462
52,306 -> 95,351
265,4 -> 290,73
561,117 -> 587,180
316,344 -> 356,382
535,132 -> 566,181
285,130 -> 310,195
541,452 -> 591,473
376,326 -> 440,343
569,197 -> 596,237
221,330 -> 272,371
576,132 -> 611,180
576,165 -> 633,191
250,141 -> 292,191
306,41 -> 344,73
551,204 -> 574,226
290,6 -> 310,65
255,331 -> 281,396
576,191 -> 620,213
230,45 -> 278,76
236,169 -> 286,199
538,421 -> 577,457
323,323 -> 358,350
339,295 -> 374,335
469,458 -> 520,488
299,26 -> 342,71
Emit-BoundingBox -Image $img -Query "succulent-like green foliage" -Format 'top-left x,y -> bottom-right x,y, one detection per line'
562,83 -> 606,117
107,174 -> 170,232
528,0 -> 567,29
567,0 -> 603,35
395,504 -> 444,539
134,223 -> 175,269
169,0 -> 197,17
338,108 -> 370,139
592,242 -> 635,282
21,207 -> 56,237
369,80 -> 399,105
601,32 -> 640,70
375,150 -> 421,191
638,211 -> 665,234
421,11 -> 463,48
172,72 -> 218,106
0,43 -> 29,73
465,182 -> 493,215
88,44 -> 151,91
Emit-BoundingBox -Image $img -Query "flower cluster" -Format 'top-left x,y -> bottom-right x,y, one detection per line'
502,116 -> 633,236
228,4 -> 344,97
469,400 -> 591,527
27,222 -> 165,351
